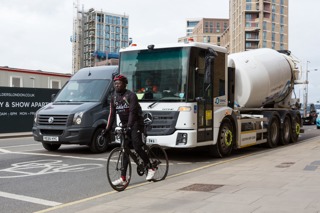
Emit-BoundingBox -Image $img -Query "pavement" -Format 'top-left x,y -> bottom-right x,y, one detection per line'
2,133 -> 320,212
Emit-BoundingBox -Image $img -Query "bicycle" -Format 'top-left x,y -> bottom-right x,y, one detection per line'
106,124 -> 169,192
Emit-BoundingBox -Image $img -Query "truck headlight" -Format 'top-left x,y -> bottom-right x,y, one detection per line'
178,106 -> 192,112
73,112 -> 84,125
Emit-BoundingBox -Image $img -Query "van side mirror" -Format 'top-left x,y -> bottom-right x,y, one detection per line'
51,94 -> 56,102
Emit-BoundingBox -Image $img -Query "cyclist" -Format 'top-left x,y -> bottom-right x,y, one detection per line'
104,74 -> 155,185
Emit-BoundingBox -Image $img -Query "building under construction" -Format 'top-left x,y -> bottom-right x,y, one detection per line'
71,4 -> 129,73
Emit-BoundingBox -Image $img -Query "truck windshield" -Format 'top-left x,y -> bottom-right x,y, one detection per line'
120,47 -> 189,102
54,79 -> 110,102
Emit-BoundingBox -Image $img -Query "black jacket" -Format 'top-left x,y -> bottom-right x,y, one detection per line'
106,89 -> 143,129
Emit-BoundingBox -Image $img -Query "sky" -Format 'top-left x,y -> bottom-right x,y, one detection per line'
0,0 -> 319,103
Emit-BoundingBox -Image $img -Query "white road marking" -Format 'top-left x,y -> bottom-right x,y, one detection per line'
0,149 -> 108,161
0,191 -> 62,206
0,148 -> 11,153
0,144 -> 40,149
0,159 -> 104,178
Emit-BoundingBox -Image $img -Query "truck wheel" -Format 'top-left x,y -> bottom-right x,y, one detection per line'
209,118 -> 234,158
291,114 -> 301,143
280,115 -> 291,145
266,115 -> 280,148
42,143 -> 61,151
90,128 -> 109,153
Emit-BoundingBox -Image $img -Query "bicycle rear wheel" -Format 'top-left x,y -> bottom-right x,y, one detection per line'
106,147 -> 132,191
147,144 -> 169,182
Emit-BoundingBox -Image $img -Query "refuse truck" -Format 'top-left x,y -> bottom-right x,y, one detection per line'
118,41 -> 303,157
32,65 -> 118,153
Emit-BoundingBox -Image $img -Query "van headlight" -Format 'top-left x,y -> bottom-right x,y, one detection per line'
34,112 -> 38,123
73,112 -> 84,125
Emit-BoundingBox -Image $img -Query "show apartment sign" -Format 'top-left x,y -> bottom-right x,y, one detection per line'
0,87 -> 59,133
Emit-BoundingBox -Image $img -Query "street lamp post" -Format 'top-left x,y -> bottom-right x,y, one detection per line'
304,60 -> 318,117
304,61 -> 310,117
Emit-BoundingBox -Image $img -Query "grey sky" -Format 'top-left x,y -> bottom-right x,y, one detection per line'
0,0 -> 319,102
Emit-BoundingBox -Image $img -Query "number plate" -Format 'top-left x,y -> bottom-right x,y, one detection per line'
43,136 -> 59,142
147,138 -> 157,144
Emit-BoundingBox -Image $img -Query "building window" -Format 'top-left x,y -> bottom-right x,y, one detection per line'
115,17 -> 120,25
50,80 -> 61,89
272,4 -> 276,13
224,22 -> 228,31
280,34 -> 284,43
280,43 -> 284,50
280,16 -> 284,24
10,76 -> 22,87
246,14 -> 252,21
263,41 -> 267,48
105,25 -> 110,32
122,17 -> 128,26
263,21 -> 267,30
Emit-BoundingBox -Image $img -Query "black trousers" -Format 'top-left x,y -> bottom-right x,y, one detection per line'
121,122 -> 150,177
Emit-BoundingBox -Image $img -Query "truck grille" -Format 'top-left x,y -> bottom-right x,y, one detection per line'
38,115 -> 69,126
143,111 -> 179,136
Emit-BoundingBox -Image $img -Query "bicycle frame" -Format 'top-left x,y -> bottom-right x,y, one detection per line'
107,124 -> 169,191
114,126 -> 146,173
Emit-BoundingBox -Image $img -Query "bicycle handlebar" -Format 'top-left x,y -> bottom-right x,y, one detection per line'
114,126 -> 128,134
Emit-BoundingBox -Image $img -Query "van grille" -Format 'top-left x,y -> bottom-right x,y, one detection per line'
38,115 -> 69,126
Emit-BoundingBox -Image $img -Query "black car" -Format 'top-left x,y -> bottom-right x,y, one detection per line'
300,103 -> 317,125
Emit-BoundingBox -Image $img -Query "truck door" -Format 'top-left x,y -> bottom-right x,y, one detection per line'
195,49 -> 214,142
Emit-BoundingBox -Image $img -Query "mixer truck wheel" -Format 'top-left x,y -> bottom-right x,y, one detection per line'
209,118 -> 234,158
291,114 -> 301,143
266,115 -> 280,148
280,115 -> 291,145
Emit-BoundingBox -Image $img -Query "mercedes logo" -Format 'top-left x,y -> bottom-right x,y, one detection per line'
48,117 -> 54,124
143,112 -> 153,125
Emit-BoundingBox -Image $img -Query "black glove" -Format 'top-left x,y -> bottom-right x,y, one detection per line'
126,127 -> 132,136
101,129 -> 108,137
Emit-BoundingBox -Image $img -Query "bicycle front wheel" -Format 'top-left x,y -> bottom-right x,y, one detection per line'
106,147 -> 132,191
147,144 -> 169,182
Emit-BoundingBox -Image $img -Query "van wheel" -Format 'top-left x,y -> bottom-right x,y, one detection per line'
90,128 -> 109,153
42,143 -> 61,151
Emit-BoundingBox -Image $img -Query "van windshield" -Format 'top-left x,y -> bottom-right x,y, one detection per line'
54,79 -> 110,102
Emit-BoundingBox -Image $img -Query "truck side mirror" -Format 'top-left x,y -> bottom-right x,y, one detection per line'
204,48 -> 217,84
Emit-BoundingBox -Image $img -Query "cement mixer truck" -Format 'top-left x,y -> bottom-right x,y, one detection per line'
118,41 -> 302,157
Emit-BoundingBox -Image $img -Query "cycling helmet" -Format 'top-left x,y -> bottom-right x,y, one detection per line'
113,74 -> 128,84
